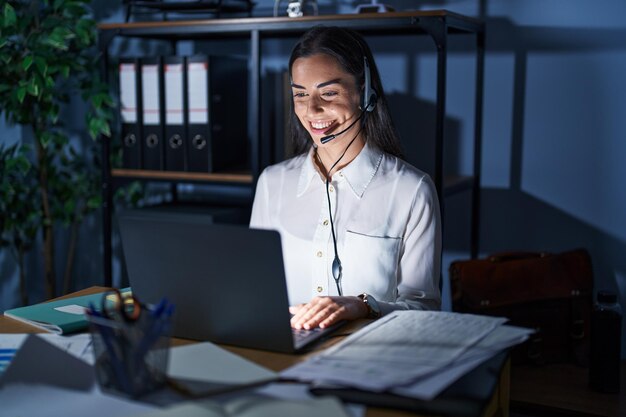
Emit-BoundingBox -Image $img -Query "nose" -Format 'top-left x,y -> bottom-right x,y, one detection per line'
306,94 -> 325,117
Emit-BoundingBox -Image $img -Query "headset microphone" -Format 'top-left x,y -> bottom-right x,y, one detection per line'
320,112 -> 363,144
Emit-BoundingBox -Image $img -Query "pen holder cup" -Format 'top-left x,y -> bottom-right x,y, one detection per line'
87,313 -> 171,398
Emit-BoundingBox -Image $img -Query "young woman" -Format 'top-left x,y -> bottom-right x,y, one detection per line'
250,26 -> 441,330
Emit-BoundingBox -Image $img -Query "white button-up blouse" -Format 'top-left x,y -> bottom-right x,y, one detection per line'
250,141 -> 442,315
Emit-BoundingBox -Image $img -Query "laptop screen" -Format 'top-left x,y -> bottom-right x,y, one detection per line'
117,211 -> 299,352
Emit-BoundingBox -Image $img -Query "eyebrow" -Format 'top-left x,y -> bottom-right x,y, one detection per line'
290,78 -> 342,89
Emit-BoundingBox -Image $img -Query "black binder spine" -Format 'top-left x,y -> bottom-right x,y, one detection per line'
119,58 -> 142,169
208,56 -> 248,172
185,55 -> 212,172
140,56 -> 164,170
164,56 -> 186,171
186,55 -> 248,173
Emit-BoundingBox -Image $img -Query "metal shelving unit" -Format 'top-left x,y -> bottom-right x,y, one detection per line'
98,10 -> 485,286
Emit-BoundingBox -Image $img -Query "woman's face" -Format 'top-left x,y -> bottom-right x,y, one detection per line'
291,54 -> 362,148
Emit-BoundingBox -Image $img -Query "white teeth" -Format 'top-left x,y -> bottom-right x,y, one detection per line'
311,121 -> 332,129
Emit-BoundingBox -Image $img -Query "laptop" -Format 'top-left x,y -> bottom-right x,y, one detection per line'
117,211 -> 344,353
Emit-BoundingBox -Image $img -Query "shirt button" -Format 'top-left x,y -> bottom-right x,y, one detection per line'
323,220 -> 329,226
316,251 -> 323,257
317,286 -> 323,293
329,185 -> 334,192
339,171 -> 344,177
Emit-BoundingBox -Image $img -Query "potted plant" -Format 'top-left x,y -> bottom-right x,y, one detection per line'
0,0 -> 114,300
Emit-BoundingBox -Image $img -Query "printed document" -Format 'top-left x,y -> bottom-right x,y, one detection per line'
282,310 -> 508,391
391,324 -> 533,399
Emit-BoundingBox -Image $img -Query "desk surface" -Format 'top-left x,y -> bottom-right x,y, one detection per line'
0,287 -> 509,417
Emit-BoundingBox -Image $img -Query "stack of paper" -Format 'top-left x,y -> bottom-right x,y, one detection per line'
282,310 -> 532,400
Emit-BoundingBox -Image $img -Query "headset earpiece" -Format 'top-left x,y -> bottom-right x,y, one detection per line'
361,56 -> 377,113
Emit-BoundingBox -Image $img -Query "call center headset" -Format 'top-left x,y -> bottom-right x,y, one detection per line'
320,54 -> 377,296
361,55 -> 378,113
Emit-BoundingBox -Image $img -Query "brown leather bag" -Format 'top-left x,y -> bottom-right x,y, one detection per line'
450,249 -> 593,365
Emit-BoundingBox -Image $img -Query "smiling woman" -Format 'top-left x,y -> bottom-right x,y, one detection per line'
287,25 -> 402,161
290,53 -> 364,172
250,26 -> 442,331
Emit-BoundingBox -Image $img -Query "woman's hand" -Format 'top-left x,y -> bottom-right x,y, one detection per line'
289,296 -> 369,329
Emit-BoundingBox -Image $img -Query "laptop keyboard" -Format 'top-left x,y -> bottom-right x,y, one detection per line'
292,320 -> 349,350
292,326 -> 325,349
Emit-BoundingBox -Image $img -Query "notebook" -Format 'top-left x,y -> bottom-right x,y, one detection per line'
3,290 -> 130,335
117,212 -> 344,353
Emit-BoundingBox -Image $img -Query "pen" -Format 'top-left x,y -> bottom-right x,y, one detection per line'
133,299 -> 174,366
150,298 -> 168,318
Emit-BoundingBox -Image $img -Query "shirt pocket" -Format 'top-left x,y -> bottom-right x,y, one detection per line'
342,230 -> 402,300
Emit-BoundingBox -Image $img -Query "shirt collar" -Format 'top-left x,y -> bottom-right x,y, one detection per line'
341,141 -> 383,198
296,142 -> 383,199
296,147 -> 318,197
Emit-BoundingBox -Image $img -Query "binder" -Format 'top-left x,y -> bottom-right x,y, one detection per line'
119,58 -> 142,169
186,55 -> 211,172
163,56 -> 186,171
186,55 -> 248,173
140,57 -> 164,170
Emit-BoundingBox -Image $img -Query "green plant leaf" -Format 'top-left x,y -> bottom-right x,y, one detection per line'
44,38 -> 67,51
22,56 -> 34,71
87,117 -> 98,139
90,93 -> 102,108
27,79 -> 39,96
43,27 -> 75,51
34,57 -> 47,76
39,132 -> 52,147
16,86 -> 26,103
86,196 -> 101,209
14,155 -> 31,174
3,3 -> 16,27
40,133 -> 52,149
101,120 -> 111,138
